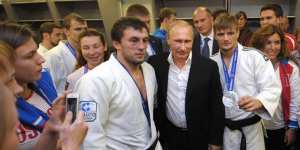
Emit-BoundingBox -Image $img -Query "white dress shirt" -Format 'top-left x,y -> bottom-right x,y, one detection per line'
166,52 -> 192,128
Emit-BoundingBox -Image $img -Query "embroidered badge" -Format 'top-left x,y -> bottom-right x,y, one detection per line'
80,101 -> 97,122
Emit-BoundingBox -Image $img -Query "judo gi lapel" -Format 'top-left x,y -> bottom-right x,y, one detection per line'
140,63 -> 154,111
110,55 -> 141,102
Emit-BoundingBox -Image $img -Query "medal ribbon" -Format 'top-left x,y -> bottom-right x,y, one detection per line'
221,48 -> 238,91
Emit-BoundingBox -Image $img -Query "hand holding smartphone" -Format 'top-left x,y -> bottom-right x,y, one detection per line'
66,93 -> 79,123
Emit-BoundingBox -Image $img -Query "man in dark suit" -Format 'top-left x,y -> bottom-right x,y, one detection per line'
126,4 -> 163,57
149,20 -> 224,150
192,7 -> 219,58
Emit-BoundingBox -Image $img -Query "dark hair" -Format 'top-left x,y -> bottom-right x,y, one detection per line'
39,22 -> 62,40
235,11 -> 248,20
251,25 -> 288,60
126,4 -> 150,17
214,15 -> 238,32
111,17 -> 149,43
63,13 -> 86,29
0,22 -> 34,49
76,28 -> 108,68
260,4 -> 283,17
159,7 -> 176,23
212,8 -> 229,20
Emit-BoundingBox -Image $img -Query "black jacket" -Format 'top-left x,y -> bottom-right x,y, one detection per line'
148,53 -> 225,149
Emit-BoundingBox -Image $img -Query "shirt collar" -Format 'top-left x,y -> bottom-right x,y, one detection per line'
200,29 -> 214,41
167,51 -> 192,67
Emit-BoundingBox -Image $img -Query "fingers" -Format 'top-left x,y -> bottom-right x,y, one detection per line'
53,95 -> 66,107
63,111 -> 73,126
75,111 -> 85,123
238,96 -> 251,108
284,134 -> 288,144
240,102 -> 256,112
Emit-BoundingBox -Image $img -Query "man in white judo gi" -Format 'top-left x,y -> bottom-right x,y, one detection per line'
74,17 -> 161,150
37,22 -> 64,56
211,15 -> 281,150
44,13 -> 87,95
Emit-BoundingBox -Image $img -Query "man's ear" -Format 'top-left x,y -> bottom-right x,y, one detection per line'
64,27 -> 69,37
112,41 -> 121,51
42,33 -> 50,40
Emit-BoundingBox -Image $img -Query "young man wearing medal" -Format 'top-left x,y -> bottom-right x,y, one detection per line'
211,15 -> 281,150
74,17 -> 161,150
44,13 -> 88,95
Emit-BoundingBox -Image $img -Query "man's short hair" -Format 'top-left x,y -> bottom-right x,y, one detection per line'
168,20 -> 193,38
63,13 -> 85,29
39,22 -> 62,39
111,17 -> 149,43
212,8 -> 229,20
126,4 -> 150,17
159,7 -> 176,23
260,4 -> 283,17
193,6 -> 212,18
214,15 -> 238,32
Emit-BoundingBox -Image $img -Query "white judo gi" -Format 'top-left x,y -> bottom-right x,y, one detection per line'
43,41 -> 77,95
211,43 -> 281,150
66,66 -> 88,92
37,43 -> 48,56
74,54 -> 161,150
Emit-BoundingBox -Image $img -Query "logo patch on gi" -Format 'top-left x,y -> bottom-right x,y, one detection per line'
80,101 -> 97,122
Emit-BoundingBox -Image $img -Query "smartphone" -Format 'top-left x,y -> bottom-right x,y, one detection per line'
66,93 -> 79,122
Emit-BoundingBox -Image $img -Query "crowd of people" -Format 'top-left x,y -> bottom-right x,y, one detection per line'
1,2 -> 300,150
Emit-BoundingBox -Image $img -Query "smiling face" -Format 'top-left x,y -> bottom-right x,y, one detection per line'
80,35 -> 106,69
113,27 -> 149,66
14,38 -> 45,84
262,33 -> 281,62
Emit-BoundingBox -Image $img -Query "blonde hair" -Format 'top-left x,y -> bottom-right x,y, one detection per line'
0,81 -> 17,147
0,41 -> 15,74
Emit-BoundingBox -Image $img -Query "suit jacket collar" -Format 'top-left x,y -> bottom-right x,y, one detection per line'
193,34 -> 219,56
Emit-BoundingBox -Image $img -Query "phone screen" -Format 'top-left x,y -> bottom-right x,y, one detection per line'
67,97 -> 78,122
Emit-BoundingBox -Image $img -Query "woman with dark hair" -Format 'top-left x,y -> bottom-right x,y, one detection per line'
235,11 -> 253,46
251,25 -> 300,150
66,28 -> 108,91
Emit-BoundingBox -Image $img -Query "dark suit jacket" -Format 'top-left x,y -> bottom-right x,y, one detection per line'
149,35 -> 163,56
148,53 -> 225,149
192,34 -> 219,57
